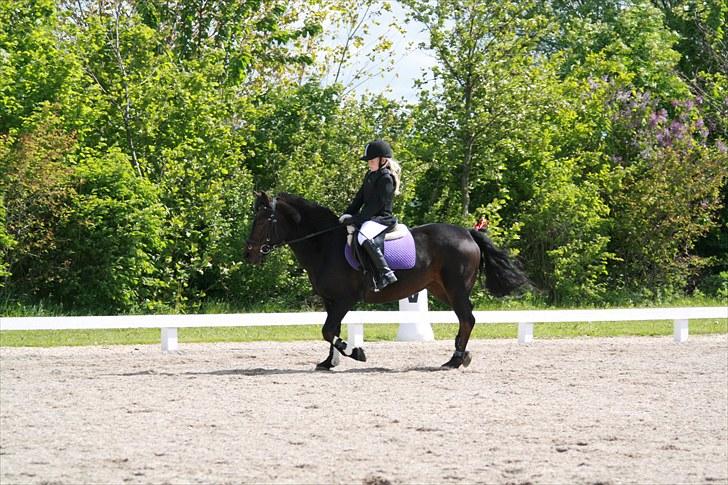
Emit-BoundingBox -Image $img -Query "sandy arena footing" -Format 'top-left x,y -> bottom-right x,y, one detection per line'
1,335 -> 727,484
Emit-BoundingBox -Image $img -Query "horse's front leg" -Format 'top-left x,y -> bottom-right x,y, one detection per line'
316,343 -> 340,371
316,301 -> 365,370
331,335 -> 367,362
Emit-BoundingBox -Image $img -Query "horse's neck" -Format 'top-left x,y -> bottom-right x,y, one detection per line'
287,207 -> 340,272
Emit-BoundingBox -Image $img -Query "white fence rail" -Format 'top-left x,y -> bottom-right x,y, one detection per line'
1,306 -> 725,352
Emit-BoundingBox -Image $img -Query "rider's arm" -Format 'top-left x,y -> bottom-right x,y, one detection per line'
344,176 -> 366,215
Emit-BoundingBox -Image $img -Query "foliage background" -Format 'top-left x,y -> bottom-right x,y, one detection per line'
1,0 -> 726,314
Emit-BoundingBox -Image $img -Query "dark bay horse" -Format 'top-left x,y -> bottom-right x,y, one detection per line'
245,192 -> 530,370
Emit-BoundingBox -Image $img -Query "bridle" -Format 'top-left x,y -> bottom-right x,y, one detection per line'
246,197 -> 345,255
246,197 -> 281,255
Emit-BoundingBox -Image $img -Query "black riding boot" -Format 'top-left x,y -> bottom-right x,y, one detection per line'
361,237 -> 397,291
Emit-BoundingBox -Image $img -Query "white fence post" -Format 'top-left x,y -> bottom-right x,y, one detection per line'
161,327 -> 178,352
518,322 -> 534,344
673,319 -> 689,343
347,323 -> 364,348
396,290 -> 434,341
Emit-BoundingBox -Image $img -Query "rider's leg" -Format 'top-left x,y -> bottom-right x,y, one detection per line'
358,222 -> 397,291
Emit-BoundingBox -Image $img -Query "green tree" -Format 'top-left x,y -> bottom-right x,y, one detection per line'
651,0 -> 727,79
652,0 -> 728,285
132,0 -> 321,85
402,0 -> 622,302
403,0 -> 553,219
0,136 -> 15,283
61,1 -> 313,308
542,0 -> 727,298
552,0 -> 689,99
0,0 -> 83,134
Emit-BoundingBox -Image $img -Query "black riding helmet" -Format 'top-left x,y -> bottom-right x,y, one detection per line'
360,140 -> 393,161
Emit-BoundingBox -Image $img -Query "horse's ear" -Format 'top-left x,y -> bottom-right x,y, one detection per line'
253,191 -> 271,210
278,200 -> 301,224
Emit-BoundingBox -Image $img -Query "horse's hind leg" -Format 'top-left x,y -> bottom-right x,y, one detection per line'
442,292 -> 476,369
426,281 -> 474,368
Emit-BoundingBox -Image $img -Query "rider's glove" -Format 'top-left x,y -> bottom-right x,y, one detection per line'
340,214 -> 355,245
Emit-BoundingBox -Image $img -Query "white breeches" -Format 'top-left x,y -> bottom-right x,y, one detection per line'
357,221 -> 389,244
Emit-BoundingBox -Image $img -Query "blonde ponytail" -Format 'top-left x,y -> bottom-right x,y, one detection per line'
385,158 -> 402,195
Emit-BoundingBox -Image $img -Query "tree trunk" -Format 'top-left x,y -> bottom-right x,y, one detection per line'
461,139 -> 473,217
461,81 -> 474,217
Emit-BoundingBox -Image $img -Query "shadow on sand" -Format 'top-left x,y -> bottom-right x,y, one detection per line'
185,366 -> 451,376
112,366 -> 451,377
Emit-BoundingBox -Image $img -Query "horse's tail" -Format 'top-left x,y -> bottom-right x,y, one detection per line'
469,229 -> 531,297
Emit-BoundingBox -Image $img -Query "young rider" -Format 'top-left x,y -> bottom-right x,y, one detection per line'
339,140 -> 402,291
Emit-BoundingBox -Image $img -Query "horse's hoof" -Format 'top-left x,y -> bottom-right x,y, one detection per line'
441,357 -> 462,369
442,351 -> 471,369
316,349 -> 340,371
351,347 -> 367,362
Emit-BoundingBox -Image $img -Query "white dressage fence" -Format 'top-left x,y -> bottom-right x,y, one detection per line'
1,294 -> 725,351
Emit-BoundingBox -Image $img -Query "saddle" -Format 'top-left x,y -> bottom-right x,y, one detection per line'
344,224 -> 416,270
382,224 -> 410,241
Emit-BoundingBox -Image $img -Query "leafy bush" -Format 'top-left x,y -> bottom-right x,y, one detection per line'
1,112 -> 76,301
55,149 -> 166,312
605,92 -> 728,293
519,157 -> 614,304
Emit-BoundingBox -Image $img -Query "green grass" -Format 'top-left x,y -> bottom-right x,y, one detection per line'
3,294 -> 725,317
1,318 -> 725,347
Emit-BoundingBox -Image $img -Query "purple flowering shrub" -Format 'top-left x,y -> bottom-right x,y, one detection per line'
604,88 -> 728,292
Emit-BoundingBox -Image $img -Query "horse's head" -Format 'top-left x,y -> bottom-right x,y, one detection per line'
245,191 -> 301,265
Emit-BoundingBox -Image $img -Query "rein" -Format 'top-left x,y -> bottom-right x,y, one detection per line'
283,224 -> 346,245
247,197 -> 346,255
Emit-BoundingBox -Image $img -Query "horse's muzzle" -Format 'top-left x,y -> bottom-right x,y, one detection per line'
244,243 -> 265,265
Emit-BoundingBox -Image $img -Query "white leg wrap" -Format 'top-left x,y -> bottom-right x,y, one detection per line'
333,336 -> 353,356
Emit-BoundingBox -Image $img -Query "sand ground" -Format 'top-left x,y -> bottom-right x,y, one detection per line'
1,335 -> 727,484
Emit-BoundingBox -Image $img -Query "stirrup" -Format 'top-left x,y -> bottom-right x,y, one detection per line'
375,271 -> 397,291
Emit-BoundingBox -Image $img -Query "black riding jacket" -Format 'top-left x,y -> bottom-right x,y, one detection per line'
345,167 -> 397,227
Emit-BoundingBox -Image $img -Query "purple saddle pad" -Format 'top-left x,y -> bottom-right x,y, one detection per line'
344,231 -> 416,270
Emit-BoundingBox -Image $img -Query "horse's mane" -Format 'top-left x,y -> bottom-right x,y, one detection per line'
277,193 -> 339,228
